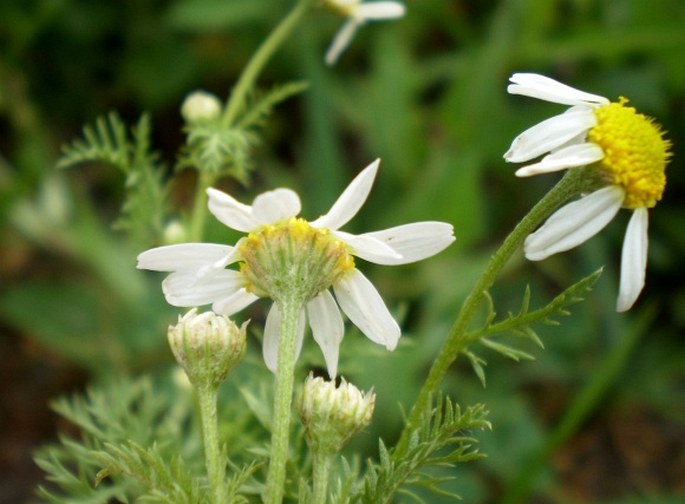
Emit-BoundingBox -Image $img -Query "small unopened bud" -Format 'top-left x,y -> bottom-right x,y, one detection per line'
181,91 -> 222,123
168,309 -> 247,390
298,374 -> 375,455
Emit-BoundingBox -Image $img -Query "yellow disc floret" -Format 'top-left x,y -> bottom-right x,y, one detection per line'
239,218 -> 354,303
589,97 -> 671,209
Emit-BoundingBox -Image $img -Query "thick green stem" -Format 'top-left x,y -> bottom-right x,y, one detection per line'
397,169 -> 594,452
264,298 -> 302,503
311,450 -> 333,504
222,0 -> 314,127
197,385 -> 226,504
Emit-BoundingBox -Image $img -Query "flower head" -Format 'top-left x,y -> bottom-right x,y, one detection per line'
504,73 -> 671,311
138,159 -> 454,376
323,0 -> 406,65
298,373 -> 375,455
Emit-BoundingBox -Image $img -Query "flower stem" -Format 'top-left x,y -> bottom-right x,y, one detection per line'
222,0 -> 314,127
397,168 -> 593,452
188,170 -> 216,242
196,385 -> 226,504
264,299 -> 302,503
311,450 -> 333,504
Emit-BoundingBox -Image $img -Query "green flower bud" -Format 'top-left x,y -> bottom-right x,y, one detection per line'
298,373 -> 375,455
181,91 -> 222,123
167,309 -> 247,390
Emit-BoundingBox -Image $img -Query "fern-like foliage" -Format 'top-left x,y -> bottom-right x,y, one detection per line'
58,112 -> 168,247
178,81 -> 308,183
33,376 -> 255,503
347,396 -> 490,503
464,268 -> 603,385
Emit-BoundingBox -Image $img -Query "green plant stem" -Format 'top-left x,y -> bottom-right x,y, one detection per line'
264,298 -> 302,503
222,0 -> 314,127
500,306 -> 655,503
311,450 -> 333,504
188,170 -> 216,242
196,385 -> 226,504
396,168 -> 594,453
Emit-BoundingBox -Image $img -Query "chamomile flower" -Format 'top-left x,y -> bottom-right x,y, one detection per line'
137,159 -> 454,377
504,73 -> 671,312
323,0 -> 406,65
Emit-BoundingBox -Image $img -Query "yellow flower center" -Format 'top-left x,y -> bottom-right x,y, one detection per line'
588,97 -> 670,209
239,218 -> 354,303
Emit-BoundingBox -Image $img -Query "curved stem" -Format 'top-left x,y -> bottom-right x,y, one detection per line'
264,299 -> 302,503
222,0 -> 314,127
197,385 -> 226,504
188,170 -> 216,242
396,169 -> 593,452
311,450 -> 333,504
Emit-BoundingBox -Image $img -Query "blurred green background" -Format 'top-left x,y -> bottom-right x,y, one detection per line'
1,0 -> 684,502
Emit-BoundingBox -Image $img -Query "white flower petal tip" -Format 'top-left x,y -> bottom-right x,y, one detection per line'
251,188 -> 301,225
307,290 -> 345,378
311,159 -> 380,230
616,208 -> 649,312
356,2 -> 406,20
524,186 -> 624,261
325,18 -> 360,66
513,143 -> 605,177
207,187 -> 258,232
136,243 -> 234,271
507,73 -> 609,106
334,269 -> 401,351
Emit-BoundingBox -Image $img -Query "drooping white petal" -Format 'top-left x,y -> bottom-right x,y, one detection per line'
137,243 -> 234,272
616,208 -> 649,312
354,222 -> 455,265
514,142 -> 605,177
211,288 -> 259,316
333,268 -> 400,350
251,188 -> 301,225
504,108 -> 597,163
307,290 -> 345,378
311,159 -> 380,230
525,186 -> 624,261
333,230 -> 402,263
161,269 -> 244,307
262,303 -> 306,373
508,73 -> 610,106
356,2 -> 406,20
325,18 -> 361,66
207,188 -> 258,232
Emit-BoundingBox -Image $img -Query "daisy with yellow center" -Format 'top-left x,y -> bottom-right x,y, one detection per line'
504,73 -> 671,312
323,0 -> 406,65
137,159 -> 454,377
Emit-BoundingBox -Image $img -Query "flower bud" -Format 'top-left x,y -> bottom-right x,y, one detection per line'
298,374 -> 375,455
167,309 -> 247,390
181,91 -> 222,123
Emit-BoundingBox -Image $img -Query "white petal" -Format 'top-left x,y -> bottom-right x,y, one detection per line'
161,269 -> 244,307
333,230 -> 402,263
307,290 -> 345,378
262,303 -> 306,374
504,108 -> 597,163
137,243 -> 234,271
251,188 -> 301,225
354,222 -> 455,265
325,18 -> 360,66
508,73 -> 609,106
616,208 -> 649,312
333,269 -> 400,350
207,187 -> 258,232
356,2 -> 406,20
311,159 -> 379,230
515,143 -> 605,177
211,287 -> 259,316
525,186 -> 624,261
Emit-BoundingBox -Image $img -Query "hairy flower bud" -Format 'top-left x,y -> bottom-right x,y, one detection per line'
168,309 -> 247,390
298,373 -> 375,455
181,91 -> 222,123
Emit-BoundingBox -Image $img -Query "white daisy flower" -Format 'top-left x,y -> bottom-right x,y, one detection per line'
504,73 -> 670,312
323,0 -> 406,66
137,159 -> 454,377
